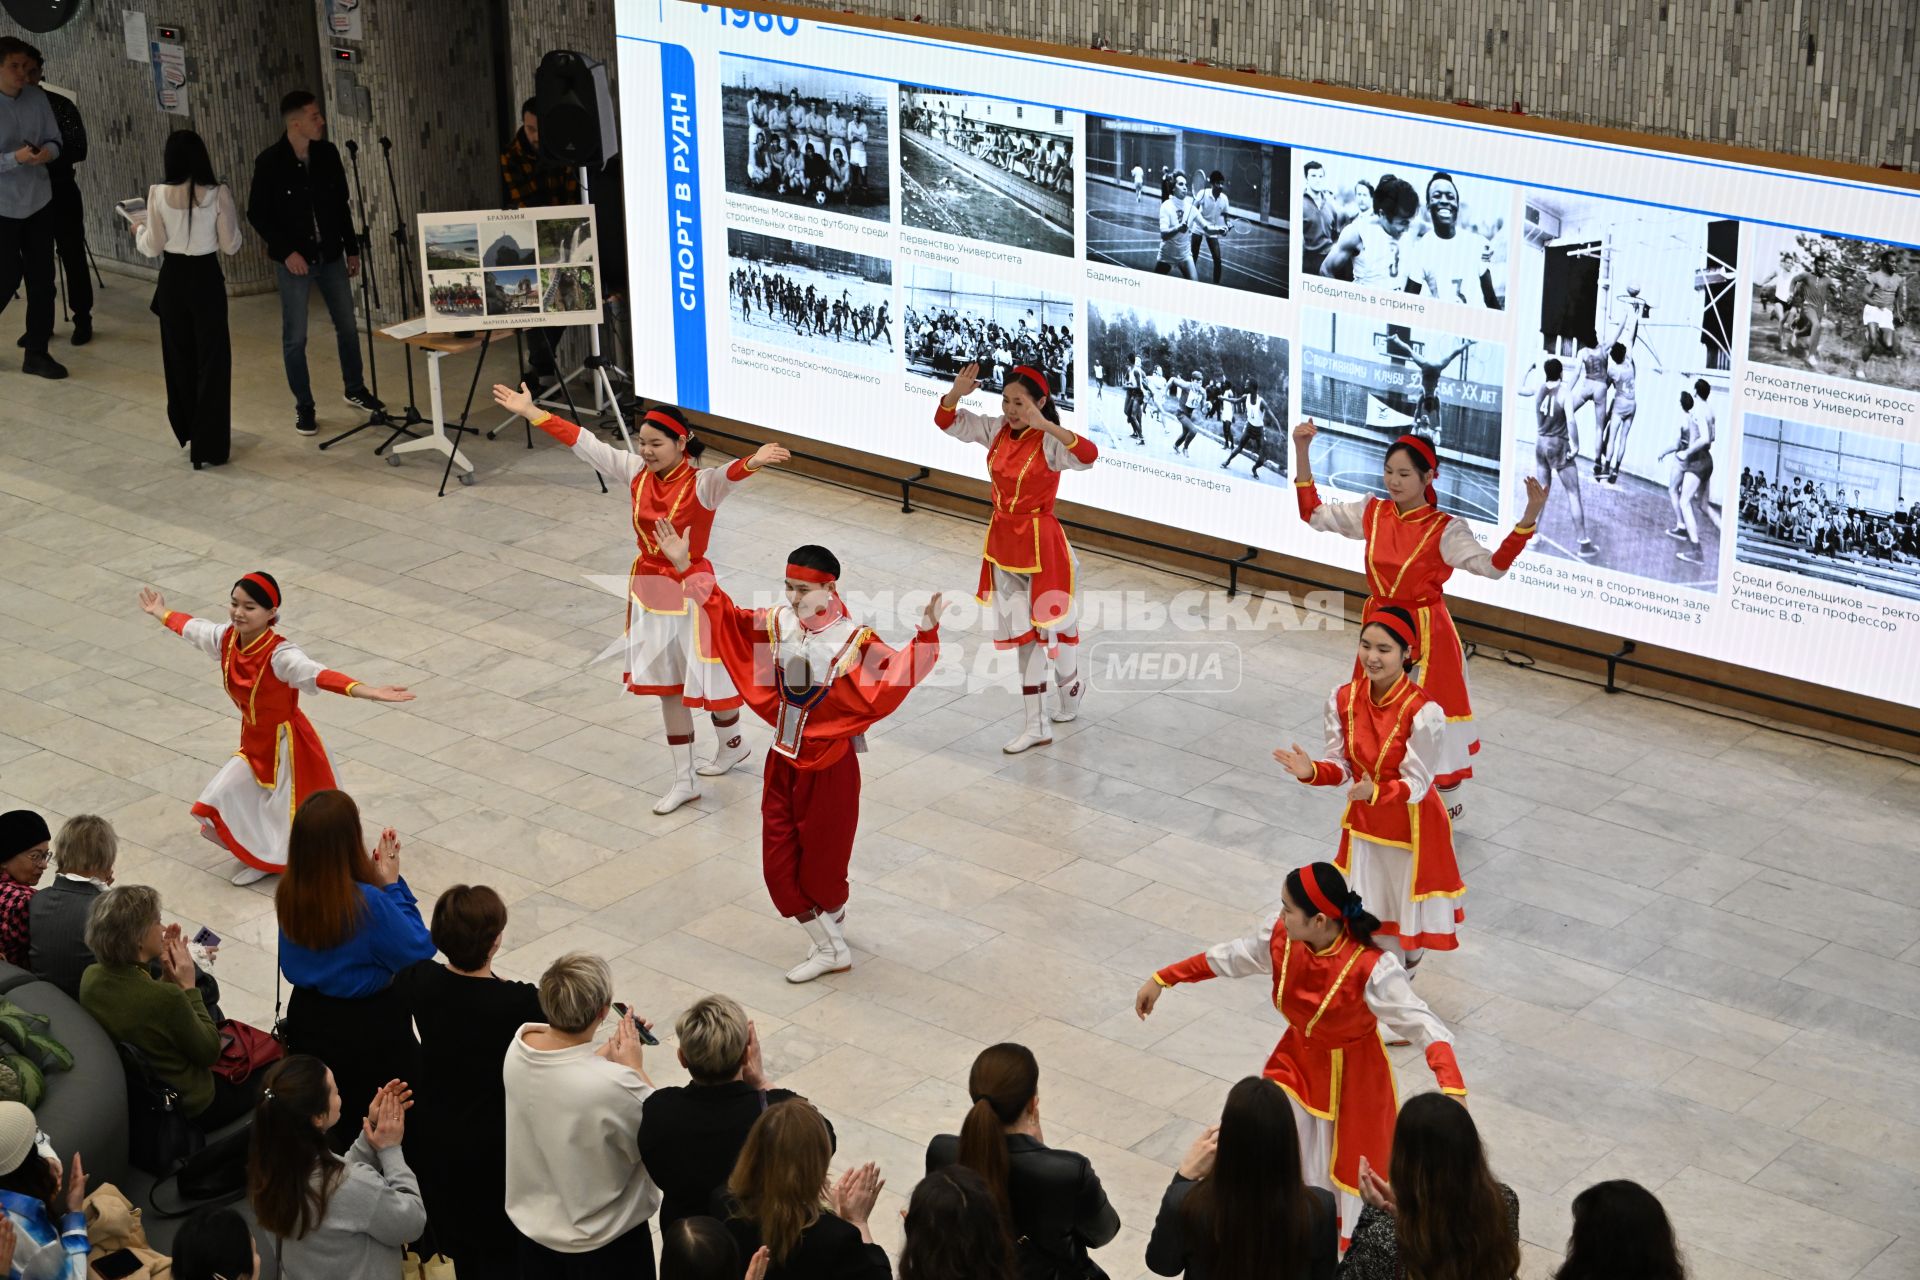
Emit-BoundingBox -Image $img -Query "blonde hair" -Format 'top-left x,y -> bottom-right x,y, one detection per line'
676,995 -> 750,1084
52,814 -> 117,878
84,885 -> 160,967
538,952 -> 612,1034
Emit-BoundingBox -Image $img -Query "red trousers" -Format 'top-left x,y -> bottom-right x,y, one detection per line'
761,747 -> 861,918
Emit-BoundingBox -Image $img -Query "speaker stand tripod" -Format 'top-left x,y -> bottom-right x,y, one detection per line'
532,165 -> 633,451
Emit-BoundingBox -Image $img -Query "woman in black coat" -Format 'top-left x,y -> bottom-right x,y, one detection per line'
714,1100 -> 889,1280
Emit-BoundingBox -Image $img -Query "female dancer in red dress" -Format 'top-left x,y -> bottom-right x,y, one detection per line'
1292,423 -> 1546,817
492,383 -> 791,815
137,573 -> 412,884
936,361 -> 1098,753
1274,606 -> 1465,975
1135,862 -> 1465,1242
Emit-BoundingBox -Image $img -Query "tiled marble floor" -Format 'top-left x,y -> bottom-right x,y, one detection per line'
3,280 -> 1918,1279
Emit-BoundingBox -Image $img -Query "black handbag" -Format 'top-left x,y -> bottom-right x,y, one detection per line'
116,1041 -> 205,1177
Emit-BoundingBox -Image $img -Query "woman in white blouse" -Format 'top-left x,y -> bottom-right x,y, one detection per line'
130,130 -> 241,470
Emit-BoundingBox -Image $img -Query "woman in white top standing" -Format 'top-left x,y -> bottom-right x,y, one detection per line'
130,130 -> 242,470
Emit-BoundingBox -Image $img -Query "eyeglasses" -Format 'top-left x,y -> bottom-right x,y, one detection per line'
22,851 -> 48,866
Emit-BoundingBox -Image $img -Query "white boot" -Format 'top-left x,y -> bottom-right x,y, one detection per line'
1050,669 -> 1085,722
785,911 -> 852,983
230,863 -> 272,886
652,739 -> 701,815
1439,786 -> 1465,822
697,720 -> 751,776
1002,688 -> 1054,754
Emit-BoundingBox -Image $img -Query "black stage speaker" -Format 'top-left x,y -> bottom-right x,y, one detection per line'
535,50 -> 619,169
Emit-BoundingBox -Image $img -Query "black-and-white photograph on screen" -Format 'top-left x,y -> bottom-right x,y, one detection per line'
1082,116 -> 1290,298
898,85 -> 1076,257
726,230 -> 894,370
1750,228 -> 1918,391
1297,308 -> 1503,520
1508,191 -> 1738,586
1737,417 -> 1920,603
1085,300 -> 1290,483
903,264 -> 1074,408
1296,154 -> 1511,308
719,57 -> 891,219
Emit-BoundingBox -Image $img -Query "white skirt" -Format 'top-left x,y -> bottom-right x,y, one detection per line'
1343,832 -> 1464,952
192,743 -> 297,873
1287,1093 -> 1363,1245
625,600 -> 743,711
985,557 -> 1080,649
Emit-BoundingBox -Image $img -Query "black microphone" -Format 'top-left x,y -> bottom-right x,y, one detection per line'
378,137 -> 392,152
345,139 -> 358,155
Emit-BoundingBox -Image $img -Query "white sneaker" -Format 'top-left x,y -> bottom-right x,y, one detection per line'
1002,690 -> 1054,754
785,912 -> 852,983
230,864 -> 272,886
1050,672 -> 1085,722
652,739 -> 701,815
697,728 -> 751,777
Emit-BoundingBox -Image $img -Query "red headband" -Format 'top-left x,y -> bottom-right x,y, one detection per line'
1010,365 -> 1049,398
240,573 -> 281,609
1295,866 -> 1342,920
785,563 -> 836,585
1362,608 -> 1418,656
643,409 -> 690,439
1392,434 -> 1438,472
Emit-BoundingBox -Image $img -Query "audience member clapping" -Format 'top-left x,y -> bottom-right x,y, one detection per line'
717,1099 -> 889,1279
0,810 -> 51,968
247,1055 -> 425,1277
1340,1093 -> 1520,1280
1146,1076 -> 1335,1280
899,1166 -> 1016,1280
0,1101 -> 81,1275
927,1043 -> 1119,1280
1553,1180 -> 1688,1280
661,1215 -> 770,1280
504,952 -> 660,1278
276,790 -> 432,1148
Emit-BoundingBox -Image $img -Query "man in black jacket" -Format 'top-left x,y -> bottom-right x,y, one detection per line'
21,47 -> 88,346
247,89 -> 382,437
638,994 -> 831,1226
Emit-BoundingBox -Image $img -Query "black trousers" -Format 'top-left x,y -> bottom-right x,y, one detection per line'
50,176 -> 90,321
0,203 -> 56,353
286,984 -> 422,1152
519,1223 -> 654,1280
151,253 -> 231,465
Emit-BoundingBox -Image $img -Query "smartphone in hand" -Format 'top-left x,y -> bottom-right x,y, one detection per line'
192,926 -> 221,948
611,1002 -> 660,1046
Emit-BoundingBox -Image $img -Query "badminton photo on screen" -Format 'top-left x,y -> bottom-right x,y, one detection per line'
1297,307 -> 1504,522
1749,229 -> 1918,392
726,230 -> 895,371
1297,153 -> 1512,310
721,57 -> 891,220
1508,190 -> 1739,586
1083,115 -> 1290,299
898,85 -> 1077,257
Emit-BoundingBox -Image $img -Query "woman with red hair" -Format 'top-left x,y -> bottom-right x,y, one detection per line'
137,574 -> 411,885
935,360 -> 1098,754
492,384 -> 792,816
1292,423 -> 1546,818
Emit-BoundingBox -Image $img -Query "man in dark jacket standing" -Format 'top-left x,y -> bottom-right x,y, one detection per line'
21,47 -> 89,346
248,89 -> 382,436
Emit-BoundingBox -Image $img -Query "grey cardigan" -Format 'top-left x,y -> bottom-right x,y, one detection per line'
277,1135 -> 427,1280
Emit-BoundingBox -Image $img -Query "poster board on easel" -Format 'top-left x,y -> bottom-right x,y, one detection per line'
417,204 -> 604,334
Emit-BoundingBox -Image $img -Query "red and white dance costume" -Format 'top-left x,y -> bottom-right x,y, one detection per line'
530,409 -> 761,811
1296,437 -> 1534,798
158,607 -> 364,878
1301,660 -> 1465,967
670,555 -> 942,982
1152,904 -> 1465,1239
934,369 -> 1098,753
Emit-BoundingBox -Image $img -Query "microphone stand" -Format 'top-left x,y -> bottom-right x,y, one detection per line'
320,138 -> 420,452
373,135 -> 428,451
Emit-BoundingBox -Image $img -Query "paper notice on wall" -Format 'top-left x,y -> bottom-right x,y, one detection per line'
150,40 -> 188,117
322,0 -> 363,41
122,10 -> 148,61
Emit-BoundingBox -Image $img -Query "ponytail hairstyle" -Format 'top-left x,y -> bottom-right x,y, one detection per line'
1284,862 -> 1381,948
637,404 -> 706,461
247,1055 -> 342,1240
1006,365 -> 1061,426
956,1042 -> 1039,1215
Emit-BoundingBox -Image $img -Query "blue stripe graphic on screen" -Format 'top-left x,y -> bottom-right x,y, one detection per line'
661,42 -> 709,411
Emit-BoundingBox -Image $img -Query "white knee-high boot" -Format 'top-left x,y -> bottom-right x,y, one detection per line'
652,735 -> 701,814
698,712 -> 751,776
1050,638 -> 1084,722
1003,643 -> 1054,754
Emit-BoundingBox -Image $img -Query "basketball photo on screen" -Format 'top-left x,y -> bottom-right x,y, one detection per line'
1297,308 -> 1504,520
727,230 -> 895,371
898,85 -> 1077,257
1085,300 -> 1291,484
720,56 -> 891,220
1296,153 -> 1511,309
1750,228 -> 1918,392
1083,116 -> 1290,299
1508,191 -> 1738,586
902,264 -> 1074,408
1736,416 -> 1920,603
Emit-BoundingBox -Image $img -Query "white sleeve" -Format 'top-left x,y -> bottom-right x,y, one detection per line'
1364,950 -> 1455,1050
1308,496 -> 1370,540
1438,515 -> 1505,579
269,641 -> 329,694
216,185 -> 243,256
694,460 -> 745,511
1041,429 -> 1095,472
1319,691 -> 1353,784
568,428 -> 646,485
177,617 -> 229,660
1201,911 -> 1281,980
134,185 -> 164,257
1398,703 -> 1443,805
941,406 -> 1002,449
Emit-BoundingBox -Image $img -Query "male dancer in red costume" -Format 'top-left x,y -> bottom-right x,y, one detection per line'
653,518 -> 946,982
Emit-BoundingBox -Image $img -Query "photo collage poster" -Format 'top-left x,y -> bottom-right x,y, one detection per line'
418,204 -> 604,334
615,1 -> 1920,709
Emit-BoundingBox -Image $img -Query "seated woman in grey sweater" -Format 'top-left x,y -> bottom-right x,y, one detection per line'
247,1054 -> 426,1278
